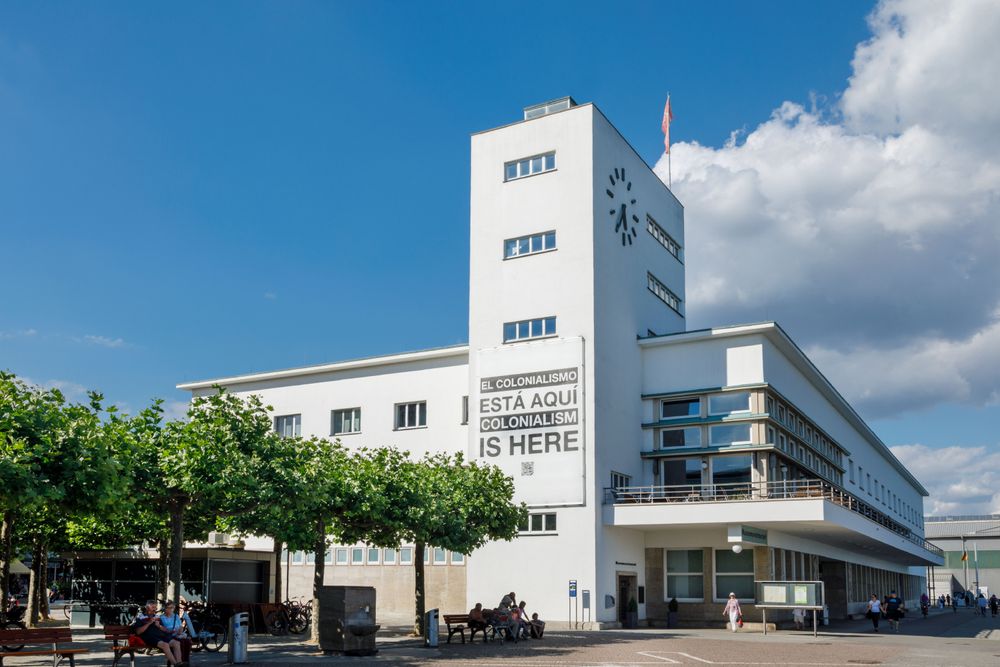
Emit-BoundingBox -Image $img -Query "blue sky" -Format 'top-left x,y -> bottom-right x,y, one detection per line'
2,1 -> 997,510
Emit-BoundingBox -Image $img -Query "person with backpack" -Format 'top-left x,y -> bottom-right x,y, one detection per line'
884,590 -> 904,632
866,594 -> 882,632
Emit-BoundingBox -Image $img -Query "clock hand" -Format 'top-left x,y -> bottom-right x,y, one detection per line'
616,203 -> 627,232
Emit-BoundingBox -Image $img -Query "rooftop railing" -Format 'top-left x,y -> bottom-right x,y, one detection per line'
603,479 -> 943,558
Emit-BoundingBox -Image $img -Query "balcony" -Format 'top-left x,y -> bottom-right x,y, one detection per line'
603,479 -> 943,562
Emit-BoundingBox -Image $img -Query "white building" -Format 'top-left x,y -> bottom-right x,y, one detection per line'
178,97 -> 943,627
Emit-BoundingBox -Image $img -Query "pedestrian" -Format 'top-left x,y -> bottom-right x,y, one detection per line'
722,593 -> 741,632
884,590 -> 904,632
977,593 -> 988,617
866,594 -> 882,632
792,607 -> 805,631
990,594 -> 998,618
951,594 -> 958,613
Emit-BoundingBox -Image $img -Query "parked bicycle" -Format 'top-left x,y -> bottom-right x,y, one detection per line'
1,596 -> 27,652
264,598 -> 311,636
182,600 -> 227,652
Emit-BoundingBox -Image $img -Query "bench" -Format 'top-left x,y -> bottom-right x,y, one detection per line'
0,627 -> 89,667
442,614 -> 491,643
104,625 -> 175,667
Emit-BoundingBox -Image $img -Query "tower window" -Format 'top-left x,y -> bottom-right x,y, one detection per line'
504,152 -> 556,181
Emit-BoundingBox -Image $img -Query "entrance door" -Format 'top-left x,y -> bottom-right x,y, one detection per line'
618,574 -> 637,623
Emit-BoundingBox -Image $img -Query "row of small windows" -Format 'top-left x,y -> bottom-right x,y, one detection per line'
659,423 -> 752,449
504,152 -> 556,181
848,460 -> 921,528
647,272 -> 681,314
504,231 -> 556,259
503,316 -> 557,343
646,214 -> 682,262
284,546 -> 465,566
765,395 -> 843,466
275,400 -> 431,436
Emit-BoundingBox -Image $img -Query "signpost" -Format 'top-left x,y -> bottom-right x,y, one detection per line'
754,581 -> 825,637
569,580 -> 578,629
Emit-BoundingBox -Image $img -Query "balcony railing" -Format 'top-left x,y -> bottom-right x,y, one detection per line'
603,479 -> 943,557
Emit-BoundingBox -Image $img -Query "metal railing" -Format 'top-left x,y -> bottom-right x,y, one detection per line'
603,479 -> 943,557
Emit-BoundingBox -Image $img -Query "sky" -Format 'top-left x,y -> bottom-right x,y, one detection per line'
1,0 -> 998,516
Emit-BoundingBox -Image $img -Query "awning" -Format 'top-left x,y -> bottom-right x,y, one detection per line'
9,560 -> 30,575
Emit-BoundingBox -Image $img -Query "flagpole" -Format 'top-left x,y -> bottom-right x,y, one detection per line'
667,93 -> 672,189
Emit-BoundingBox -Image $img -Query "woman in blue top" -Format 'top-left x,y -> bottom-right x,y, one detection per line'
158,600 -> 194,663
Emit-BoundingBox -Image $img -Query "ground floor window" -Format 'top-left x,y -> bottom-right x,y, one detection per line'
715,548 -> 754,600
666,549 -> 704,601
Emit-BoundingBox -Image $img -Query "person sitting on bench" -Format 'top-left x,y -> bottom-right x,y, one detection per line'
468,603 -> 487,633
133,600 -> 185,667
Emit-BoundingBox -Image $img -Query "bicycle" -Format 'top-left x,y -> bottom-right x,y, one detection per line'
1,597 -> 27,652
183,601 -> 227,652
264,599 -> 311,636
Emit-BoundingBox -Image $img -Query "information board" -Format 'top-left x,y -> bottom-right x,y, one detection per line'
755,581 -> 824,609
472,337 -> 586,505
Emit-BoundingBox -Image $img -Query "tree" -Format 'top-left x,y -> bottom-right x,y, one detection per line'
156,389 -> 281,605
0,373 -> 123,624
391,453 -> 526,635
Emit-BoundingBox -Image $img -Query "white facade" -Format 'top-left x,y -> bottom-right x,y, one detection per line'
178,98 -> 941,627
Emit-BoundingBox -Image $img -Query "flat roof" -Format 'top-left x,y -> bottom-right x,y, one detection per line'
639,322 -> 930,497
176,343 -> 469,391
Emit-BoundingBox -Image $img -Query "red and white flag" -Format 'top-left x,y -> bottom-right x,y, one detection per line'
662,95 -> 674,154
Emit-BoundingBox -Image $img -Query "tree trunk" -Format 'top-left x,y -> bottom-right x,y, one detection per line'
169,502 -> 184,605
272,540 -> 283,604
0,511 -> 13,611
39,542 -> 49,620
310,520 -> 325,645
413,541 -> 425,637
26,541 -> 43,627
156,532 -> 170,603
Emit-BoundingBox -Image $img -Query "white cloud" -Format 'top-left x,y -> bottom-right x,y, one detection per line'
892,444 -> 1000,516
20,376 -> 91,404
83,334 -> 127,349
161,399 -> 190,422
263,291 -> 277,300
0,328 -> 38,339
655,0 -> 1000,420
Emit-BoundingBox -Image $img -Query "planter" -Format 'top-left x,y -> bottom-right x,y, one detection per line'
624,611 -> 638,629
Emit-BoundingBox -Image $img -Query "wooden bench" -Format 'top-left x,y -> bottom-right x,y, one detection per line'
104,625 -> 174,667
0,627 -> 89,667
442,614 -> 491,643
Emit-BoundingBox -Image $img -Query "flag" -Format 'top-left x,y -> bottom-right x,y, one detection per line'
662,95 -> 674,154
962,551 -> 968,561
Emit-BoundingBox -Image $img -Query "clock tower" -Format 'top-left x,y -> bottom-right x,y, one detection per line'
466,97 -> 685,626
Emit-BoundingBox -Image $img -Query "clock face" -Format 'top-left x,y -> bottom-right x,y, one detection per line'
605,167 -> 639,246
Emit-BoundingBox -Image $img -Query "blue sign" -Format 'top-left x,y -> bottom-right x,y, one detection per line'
569,580 -> 578,598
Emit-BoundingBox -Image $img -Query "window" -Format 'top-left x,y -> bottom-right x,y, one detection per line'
306,552 -> 316,564
331,408 -> 361,435
367,547 -> 380,565
663,458 -> 702,486
395,401 -> 427,429
610,471 -> 631,489
433,547 -> 447,564
504,231 -> 556,259
503,316 -> 556,343
859,466 -> 864,490
504,152 -> 556,181
351,547 -> 364,565
708,392 -> 751,415
274,414 -> 301,438
661,427 -> 702,448
324,550 -> 333,565
849,459 -> 855,483
519,512 -> 557,534
661,398 -> 700,420
715,549 -> 755,600
712,455 -> 752,485
461,396 -> 469,425
292,550 -> 304,565
647,272 -> 681,313
646,214 -> 682,261
335,548 -> 348,565
424,547 -> 430,564
383,548 -> 397,565
451,551 -> 465,565
709,423 -> 751,446
399,547 -> 413,565
766,426 -> 775,444
867,473 -> 872,495
666,549 -> 704,601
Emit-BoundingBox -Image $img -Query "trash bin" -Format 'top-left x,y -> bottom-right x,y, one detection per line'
227,612 -> 249,664
424,608 -> 439,648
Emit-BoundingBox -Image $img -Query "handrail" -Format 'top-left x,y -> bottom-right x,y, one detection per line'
603,479 -> 943,557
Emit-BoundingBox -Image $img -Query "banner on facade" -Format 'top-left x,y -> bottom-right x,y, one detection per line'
472,336 -> 586,506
